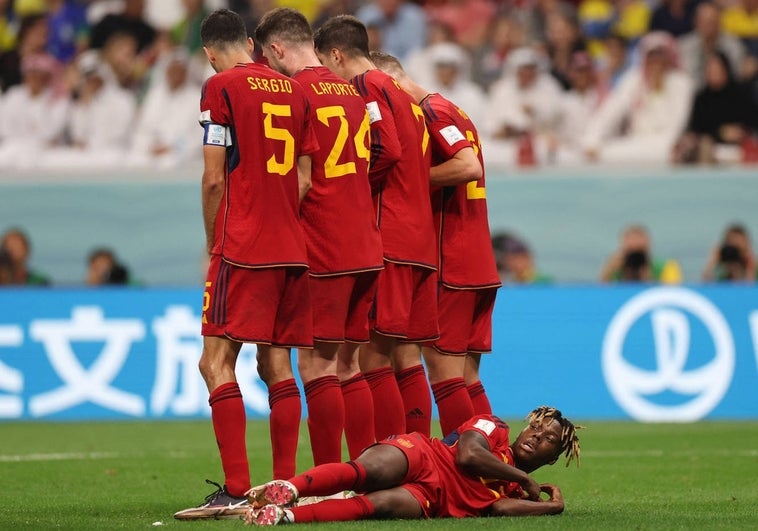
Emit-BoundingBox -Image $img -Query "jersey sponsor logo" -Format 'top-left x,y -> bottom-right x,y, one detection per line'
439,125 -> 465,146
365,101 -> 382,124
246,76 -> 293,94
473,418 -> 496,435
602,287 -> 735,421
310,81 -> 360,97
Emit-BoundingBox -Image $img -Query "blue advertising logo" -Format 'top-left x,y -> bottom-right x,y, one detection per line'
602,287 -> 735,421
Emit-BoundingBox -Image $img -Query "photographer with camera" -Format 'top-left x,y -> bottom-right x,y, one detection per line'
600,224 -> 682,283
702,223 -> 756,282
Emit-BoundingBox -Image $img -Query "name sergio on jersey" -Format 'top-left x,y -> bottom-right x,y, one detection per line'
247,76 -> 293,93
311,81 -> 359,97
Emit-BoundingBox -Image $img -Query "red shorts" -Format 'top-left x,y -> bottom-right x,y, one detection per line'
202,255 -> 313,348
309,270 -> 380,343
432,286 -> 497,355
380,433 -> 441,518
372,261 -> 439,342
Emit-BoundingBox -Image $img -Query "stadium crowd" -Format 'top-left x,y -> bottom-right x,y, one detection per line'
1,0 -> 758,170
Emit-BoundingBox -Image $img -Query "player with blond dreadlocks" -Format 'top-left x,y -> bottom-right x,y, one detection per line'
245,407 -> 582,525
525,406 -> 582,467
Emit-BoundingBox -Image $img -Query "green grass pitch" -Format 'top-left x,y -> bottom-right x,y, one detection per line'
1,419 -> 756,530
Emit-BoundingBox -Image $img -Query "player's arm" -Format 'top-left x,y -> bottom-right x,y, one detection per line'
366,99 -> 402,189
456,430 -> 541,501
429,146 -> 482,187
201,144 -> 226,254
297,153 -> 312,203
489,484 -> 564,517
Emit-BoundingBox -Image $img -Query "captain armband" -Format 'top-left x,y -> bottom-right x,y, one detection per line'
199,110 -> 232,147
202,123 -> 232,147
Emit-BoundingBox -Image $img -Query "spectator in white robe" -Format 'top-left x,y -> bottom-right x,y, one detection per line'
0,53 -> 68,169
403,20 -> 456,90
483,46 -> 563,168
424,42 -> 487,130
553,51 -> 606,164
129,48 -> 202,169
580,31 -> 694,165
43,51 -> 136,169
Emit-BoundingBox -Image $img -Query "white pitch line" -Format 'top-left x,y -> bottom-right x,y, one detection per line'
0,451 -> 120,462
583,449 -> 758,458
0,450 -> 200,462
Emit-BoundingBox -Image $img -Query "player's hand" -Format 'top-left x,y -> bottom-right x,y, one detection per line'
520,474 -> 542,501
540,483 -> 563,503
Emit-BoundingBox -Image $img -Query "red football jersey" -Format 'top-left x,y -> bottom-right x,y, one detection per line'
200,62 -> 319,268
293,66 -> 383,275
351,69 -> 436,270
431,414 -> 524,517
421,94 -> 501,288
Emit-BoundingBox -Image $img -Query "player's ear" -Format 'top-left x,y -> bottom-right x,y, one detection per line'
246,37 -> 254,56
270,42 -> 285,60
202,46 -> 215,67
332,48 -> 342,64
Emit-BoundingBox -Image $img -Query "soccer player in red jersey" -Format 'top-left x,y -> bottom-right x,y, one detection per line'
371,52 -> 503,436
246,406 -> 581,525
174,9 -> 319,520
253,8 -> 384,465
314,15 -> 439,439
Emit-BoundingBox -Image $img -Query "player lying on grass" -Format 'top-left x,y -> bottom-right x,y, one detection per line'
245,406 -> 581,525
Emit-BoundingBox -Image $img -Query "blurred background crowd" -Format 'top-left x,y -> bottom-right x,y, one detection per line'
1,0 -> 758,171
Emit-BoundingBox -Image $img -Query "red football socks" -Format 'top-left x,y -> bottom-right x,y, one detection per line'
208,382 -> 250,498
363,366 -> 406,439
290,460 -> 367,496
304,375 -> 344,465
340,373 -> 376,459
431,377 -> 475,436
289,495 -> 375,522
396,364 -> 432,437
268,378 -> 302,480
467,381 -> 492,416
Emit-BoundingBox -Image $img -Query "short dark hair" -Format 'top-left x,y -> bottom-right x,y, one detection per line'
87,247 -> 116,266
255,7 -> 313,48
724,222 -> 749,239
369,50 -> 403,75
313,15 -> 370,59
201,9 -> 248,50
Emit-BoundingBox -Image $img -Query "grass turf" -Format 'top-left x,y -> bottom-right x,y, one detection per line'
0,419 -> 756,530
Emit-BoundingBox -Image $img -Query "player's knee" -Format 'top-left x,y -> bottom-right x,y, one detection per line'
366,490 -> 423,520
198,351 -> 235,386
357,447 -> 408,488
366,492 -> 396,518
197,354 -> 216,382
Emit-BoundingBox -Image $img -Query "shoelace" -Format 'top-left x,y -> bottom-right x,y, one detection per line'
202,479 -> 225,504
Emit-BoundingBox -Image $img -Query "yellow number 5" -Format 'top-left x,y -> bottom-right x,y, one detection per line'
262,102 -> 295,175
